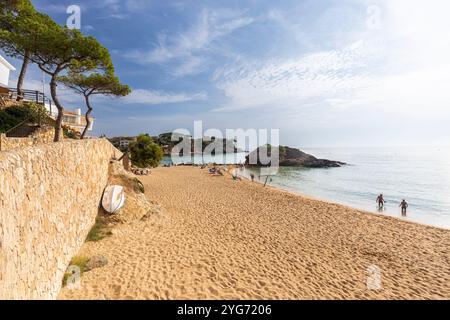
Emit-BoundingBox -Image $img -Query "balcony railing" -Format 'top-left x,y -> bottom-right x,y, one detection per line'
7,88 -> 93,131
8,88 -> 54,113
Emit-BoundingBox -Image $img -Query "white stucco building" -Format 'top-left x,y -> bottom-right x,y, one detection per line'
0,54 -> 15,87
119,140 -> 131,149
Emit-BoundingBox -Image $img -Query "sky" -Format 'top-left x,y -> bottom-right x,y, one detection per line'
3,0 -> 450,147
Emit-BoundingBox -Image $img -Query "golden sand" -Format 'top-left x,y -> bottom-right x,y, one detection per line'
59,166 -> 450,300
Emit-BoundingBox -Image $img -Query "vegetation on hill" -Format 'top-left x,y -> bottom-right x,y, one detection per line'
153,132 -> 242,155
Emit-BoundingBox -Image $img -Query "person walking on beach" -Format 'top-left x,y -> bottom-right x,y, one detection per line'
250,173 -> 255,182
376,194 -> 385,210
399,199 -> 408,216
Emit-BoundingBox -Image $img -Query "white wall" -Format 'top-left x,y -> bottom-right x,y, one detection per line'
0,55 -> 15,87
0,62 -> 10,86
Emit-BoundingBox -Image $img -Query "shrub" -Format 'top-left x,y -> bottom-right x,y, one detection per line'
63,125 -> 80,139
24,102 -> 48,125
0,105 -> 29,132
129,134 -> 163,168
61,256 -> 89,287
0,102 -> 50,133
86,216 -> 112,242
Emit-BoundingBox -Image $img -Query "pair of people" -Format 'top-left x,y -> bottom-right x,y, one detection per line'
376,194 -> 409,215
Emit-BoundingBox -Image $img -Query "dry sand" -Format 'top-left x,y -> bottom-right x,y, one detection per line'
59,166 -> 450,300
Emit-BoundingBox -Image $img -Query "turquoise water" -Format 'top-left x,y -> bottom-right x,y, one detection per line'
161,148 -> 450,229
238,147 -> 450,229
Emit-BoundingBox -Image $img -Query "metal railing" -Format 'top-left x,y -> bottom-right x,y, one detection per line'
8,88 -> 53,109
6,88 -> 91,130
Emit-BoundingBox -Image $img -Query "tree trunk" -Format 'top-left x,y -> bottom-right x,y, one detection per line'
81,95 -> 92,139
50,74 -> 64,142
16,50 -> 30,101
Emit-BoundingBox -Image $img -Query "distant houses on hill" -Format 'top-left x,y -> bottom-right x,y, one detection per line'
108,132 -> 242,155
108,136 -> 137,152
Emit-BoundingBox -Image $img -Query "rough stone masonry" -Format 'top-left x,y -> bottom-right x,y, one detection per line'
0,139 -> 121,299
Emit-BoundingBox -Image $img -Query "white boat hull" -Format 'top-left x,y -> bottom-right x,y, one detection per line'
102,185 -> 125,214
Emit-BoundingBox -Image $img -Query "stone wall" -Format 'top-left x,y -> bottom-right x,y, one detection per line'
0,139 -> 121,299
0,134 -> 34,150
0,127 -> 56,151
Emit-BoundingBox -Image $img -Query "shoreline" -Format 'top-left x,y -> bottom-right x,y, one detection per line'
59,166 -> 449,300
231,167 -> 450,232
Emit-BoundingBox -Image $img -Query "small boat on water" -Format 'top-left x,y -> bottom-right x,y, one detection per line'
102,185 -> 125,214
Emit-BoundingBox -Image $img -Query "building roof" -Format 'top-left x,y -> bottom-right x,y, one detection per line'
0,55 -> 16,71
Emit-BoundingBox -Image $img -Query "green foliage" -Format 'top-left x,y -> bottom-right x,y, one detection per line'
0,0 -> 116,141
24,101 -> 48,124
130,134 -> 164,168
0,102 -> 49,132
0,0 -> 36,58
0,105 -> 29,132
58,72 -> 130,138
153,132 -> 240,154
29,25 -> 113,76
86,216 -> 112,242
0,1 -> 114,81
61,256 -> 89,287
62,126 -> 79,139
115,174 -> 145,193
69,256 -> 89,273
58,72 -> 131,97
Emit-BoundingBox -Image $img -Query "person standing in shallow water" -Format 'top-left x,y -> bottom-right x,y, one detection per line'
400,199 -> 409,216
376,194 -> 385,210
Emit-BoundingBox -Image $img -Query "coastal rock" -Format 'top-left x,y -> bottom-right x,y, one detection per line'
85,255 -> 108,271
245,145 -> 345,168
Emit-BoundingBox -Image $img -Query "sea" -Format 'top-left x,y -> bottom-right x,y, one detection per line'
161,147 -> 450,229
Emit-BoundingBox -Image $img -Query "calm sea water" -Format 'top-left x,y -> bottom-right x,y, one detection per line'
162,147 -> 450,229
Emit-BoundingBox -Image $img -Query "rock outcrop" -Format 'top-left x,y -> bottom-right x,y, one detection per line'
245,145 -> 345,168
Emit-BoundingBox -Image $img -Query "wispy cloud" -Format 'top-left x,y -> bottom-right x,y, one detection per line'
122,89 -> 207,105
91,0 -> 152,19
212,40 -> 372,112
212,0 -> 450,117
124,8 -> 254,77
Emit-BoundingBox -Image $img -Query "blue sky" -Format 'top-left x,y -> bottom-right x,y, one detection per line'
3,0 -> 450,147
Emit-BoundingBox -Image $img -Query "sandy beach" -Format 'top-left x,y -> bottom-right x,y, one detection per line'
59,166 -> 450,300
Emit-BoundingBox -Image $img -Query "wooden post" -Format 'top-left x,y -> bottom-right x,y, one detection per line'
123,153 -> 130,171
